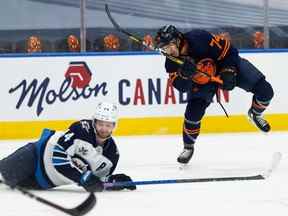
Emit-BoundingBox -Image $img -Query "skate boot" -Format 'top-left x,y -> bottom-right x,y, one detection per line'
177,146 -> 194,164
248,108 -> 270,132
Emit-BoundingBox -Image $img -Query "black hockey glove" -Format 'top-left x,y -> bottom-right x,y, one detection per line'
220,67 -> 237,90
179,59 -> 197,79
106,173 -> 136,191
80,171 -> 104,192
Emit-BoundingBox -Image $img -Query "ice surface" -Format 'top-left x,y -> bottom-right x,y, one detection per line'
1,132 -> 288,216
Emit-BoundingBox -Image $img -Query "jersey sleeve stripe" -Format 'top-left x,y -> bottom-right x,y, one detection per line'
52,152 -> 67,158
52,156 -> 69,160
52,158 -> 70,164
53,162 -> 72,166
54,144 -> 65,151
53,149 -> 66,154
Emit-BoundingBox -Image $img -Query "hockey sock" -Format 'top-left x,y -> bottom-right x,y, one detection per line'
251,96 -> 270,115
183,118 -> 200,148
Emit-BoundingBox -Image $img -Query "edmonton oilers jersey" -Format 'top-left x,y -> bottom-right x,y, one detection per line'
165,29 -> 240,102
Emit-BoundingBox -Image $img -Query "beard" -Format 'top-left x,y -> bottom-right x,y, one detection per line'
96,130 -> 112,139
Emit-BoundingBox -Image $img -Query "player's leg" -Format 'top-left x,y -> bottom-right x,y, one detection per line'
237,58 -> 274,132
0,142 -> 41,188
177,98 -> 210,164
248,78 -> 274,132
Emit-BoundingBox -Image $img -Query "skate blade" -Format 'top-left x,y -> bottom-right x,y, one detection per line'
178,163 -> 190,170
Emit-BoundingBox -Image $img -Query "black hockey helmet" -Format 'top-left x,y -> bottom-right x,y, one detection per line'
154,25 -> 182,48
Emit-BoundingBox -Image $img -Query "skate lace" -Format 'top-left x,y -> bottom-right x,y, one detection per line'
181,149 -> 193,157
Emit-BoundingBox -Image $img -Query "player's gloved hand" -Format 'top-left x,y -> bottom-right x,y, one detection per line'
220,67 -> 237,90
179,59 -> 197,79
80,170 -> 104,192
106,173 -> 136,191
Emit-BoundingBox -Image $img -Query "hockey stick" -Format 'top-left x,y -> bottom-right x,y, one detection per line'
104,174 -> 264,189
104,152 -> 282,189
104,3 -> 223,85
0,179 -> 96,216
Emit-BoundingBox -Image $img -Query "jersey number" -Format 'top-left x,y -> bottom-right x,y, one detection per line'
64,132 -> 74,142
209,35 -> 222,49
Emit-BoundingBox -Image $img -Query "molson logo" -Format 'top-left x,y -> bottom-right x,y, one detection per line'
8,62 -> 108,116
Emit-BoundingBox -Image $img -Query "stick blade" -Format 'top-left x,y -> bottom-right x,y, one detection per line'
263,152 -> 282,179
65,193 -> 96,216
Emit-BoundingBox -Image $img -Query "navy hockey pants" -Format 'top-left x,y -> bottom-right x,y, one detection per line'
0,142 -> 41,189
185,57 -> 274,122
182,58 -> 273,145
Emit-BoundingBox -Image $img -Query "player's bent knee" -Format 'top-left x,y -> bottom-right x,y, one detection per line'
253,79 -> 274,102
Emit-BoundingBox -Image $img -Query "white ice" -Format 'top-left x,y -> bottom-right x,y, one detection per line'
1,132 -> 288,216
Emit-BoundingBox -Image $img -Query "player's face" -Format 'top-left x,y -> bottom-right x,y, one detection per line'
161,42 -> 179,57
95,120 -> 115,139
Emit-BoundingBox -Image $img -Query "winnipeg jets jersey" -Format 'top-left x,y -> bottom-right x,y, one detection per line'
35,119 -> 119,189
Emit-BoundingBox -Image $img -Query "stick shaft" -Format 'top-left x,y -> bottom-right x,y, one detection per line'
104,4 -> 223,85
104,174 -> 264,188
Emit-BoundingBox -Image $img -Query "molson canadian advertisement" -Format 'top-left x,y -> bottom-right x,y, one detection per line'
0,52 -> 287,139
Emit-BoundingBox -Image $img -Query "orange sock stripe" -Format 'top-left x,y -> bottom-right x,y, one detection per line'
252,101 -> 267,109
184,128 -> 200,135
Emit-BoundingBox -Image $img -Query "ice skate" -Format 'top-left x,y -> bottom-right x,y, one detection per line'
248,108 -> 270,132
177,146 -> 194,164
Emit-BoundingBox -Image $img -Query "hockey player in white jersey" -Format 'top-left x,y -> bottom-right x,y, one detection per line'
0,102 -> 136,192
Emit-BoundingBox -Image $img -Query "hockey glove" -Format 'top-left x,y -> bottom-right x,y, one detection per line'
219,67 -> 237,90
179,59 -> 197,79
80,170 -> 104,192
106,173 -> 136,191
